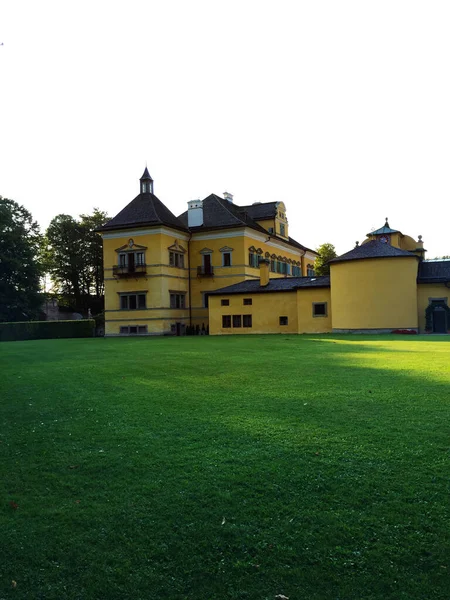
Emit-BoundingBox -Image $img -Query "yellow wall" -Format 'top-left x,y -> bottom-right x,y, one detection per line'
417,283 -> 450,332
189,228 -> 308,327
209,291 -> 298,335
330,257 -> 419,330
297,288 -> 332,333
103,228 -> 189,335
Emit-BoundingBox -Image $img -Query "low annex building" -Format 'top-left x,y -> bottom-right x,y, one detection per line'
208,219 -> 450,335
100,169 -> 317,336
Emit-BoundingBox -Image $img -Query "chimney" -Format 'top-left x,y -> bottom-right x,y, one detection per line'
259,258 -> 270,287
223,191 -> 233,203
187,199 -> 203,228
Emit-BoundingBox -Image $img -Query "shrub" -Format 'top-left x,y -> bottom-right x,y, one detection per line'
0,320 -> 95,342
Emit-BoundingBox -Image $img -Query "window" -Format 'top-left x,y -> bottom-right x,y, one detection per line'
279,316 -> 288,326
221,299 -> 230,306
169,251 -> 185,268
118,251 -> 146,269
119,325 -> 148,335
170,293 -> 186,309
243,298 -> 252,306
233,315 -> 242,328
120,293 -> 146,310
307,265 -> 315,277
222,252 -> 231,267
280,224 -> 285,236
222,315 -> 231,328
292,265 -> 301,276
248,252 -> 259,268
313,302 -> 327,317
268,227 -> 274,234
243,314 -> 252,328
270,259 -> 276,272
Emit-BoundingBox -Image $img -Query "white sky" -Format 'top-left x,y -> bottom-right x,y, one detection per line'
1,0 -> 449,257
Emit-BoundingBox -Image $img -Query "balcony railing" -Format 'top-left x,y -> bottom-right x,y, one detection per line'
197,265 -> 214,277
113,264 -> 147,277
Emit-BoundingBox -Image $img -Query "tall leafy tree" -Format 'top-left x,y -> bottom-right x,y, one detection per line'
44,208 -> 108,312
0,196 -> 43,321
314,243 -> 337,276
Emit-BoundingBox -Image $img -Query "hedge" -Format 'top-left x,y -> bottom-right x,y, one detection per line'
0,319 -> 96,342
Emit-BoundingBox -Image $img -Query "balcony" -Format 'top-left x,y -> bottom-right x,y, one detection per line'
113,264 -> 147,278
197,265 -> 214,277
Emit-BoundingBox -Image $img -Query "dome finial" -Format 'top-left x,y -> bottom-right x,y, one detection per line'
385,217 -> 389,227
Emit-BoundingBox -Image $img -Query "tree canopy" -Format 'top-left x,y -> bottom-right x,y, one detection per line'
44,208 -> 108,313
0,196 -> 43,321
314,243 -> 337,276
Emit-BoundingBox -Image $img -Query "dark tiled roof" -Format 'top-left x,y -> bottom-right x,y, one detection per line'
102,192 -> 188,232
330,240 -> 418,264
178,194 -> 271,235
238,202 -> 278,220
209,276 -> 330,296
178,196 -> 316,254
418,260 -> 450,283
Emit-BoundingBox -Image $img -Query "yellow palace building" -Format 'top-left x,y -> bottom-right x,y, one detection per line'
101,170 -> 450,336
100,169 -> 317,336
208,219 -> 450,335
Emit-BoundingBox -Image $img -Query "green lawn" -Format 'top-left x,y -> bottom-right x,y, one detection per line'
1,335 -> 449,600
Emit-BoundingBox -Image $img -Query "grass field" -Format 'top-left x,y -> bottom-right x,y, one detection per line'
1,335 -> 449,600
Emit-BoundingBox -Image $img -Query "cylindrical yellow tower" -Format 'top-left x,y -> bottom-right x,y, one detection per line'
330,241 -> 419,332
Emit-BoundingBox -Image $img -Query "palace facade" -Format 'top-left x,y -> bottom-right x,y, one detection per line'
101,170 -> 450,336
100,169 -> 317,336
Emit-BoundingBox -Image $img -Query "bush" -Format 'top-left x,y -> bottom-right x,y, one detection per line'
0,320 -> 95,342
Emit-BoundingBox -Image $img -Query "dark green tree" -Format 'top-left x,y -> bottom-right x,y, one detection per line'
314,243 -> 337,276
44,209 -> 108,312
0,196 -> 43,321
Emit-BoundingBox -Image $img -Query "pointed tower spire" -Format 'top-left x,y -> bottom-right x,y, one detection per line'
140,167 -> 154,194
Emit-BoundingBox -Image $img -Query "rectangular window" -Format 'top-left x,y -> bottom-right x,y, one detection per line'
270,260 -> 276,272
313,302 -> 327,317
221,299 -> 230,306
243,298 -> 252,305
268,227 -> 274,234
222,252 -> 231,267
169,251 -> 185,268
119,293 -> 147,310
222,315 -> 231,328
249,252 -> 259,268
292,266 -> 301,276
243,314 -> 252,328
135,252 -> 145,266
233,315 -> 242,328
280,224 -> 285,236
119,253 -> 127,267
170,293 -> 186,309
120,325 -> 148,335
279,316 -> 288,326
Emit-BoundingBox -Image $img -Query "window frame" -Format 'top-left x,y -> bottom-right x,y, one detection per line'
170,292 -> 187,309
243,298 -> 252,306
312,302 -> 327,317
243,314 -> 252,328
221,299 -> 230,306
119,292 -> 147,310
279,316 -> 289,326
232,314 -> 242,328
222,315 -> 231,328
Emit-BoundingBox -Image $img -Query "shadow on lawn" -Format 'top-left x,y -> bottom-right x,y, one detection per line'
1,336 -> 449,600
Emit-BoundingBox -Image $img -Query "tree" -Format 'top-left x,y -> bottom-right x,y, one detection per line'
0,196 -> 43,321
314,243 -> 337,276
44,208 -> 108,313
